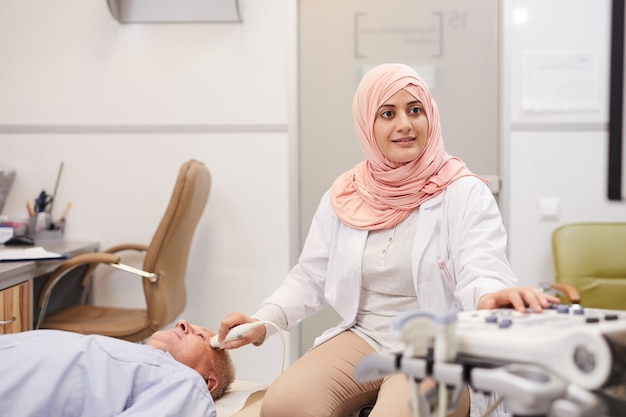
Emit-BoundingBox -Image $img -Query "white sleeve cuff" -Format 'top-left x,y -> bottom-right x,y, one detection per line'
250,303 -> 288,345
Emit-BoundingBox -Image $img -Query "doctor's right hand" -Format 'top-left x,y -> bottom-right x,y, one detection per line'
215,311 -> 267,350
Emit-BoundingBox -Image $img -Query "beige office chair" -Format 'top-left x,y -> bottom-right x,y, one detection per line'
35,159 -> 211,341
552,222 -> 626,310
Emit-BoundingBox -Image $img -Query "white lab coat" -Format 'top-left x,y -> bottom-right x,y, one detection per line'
261,176 -> 517,346
258,176 -> 516,417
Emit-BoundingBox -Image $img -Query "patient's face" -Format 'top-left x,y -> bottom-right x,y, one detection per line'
148,319 -> 216,377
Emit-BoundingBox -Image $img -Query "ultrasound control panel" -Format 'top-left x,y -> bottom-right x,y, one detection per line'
455,305 -> 626,390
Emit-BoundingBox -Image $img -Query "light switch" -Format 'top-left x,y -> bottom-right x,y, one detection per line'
538,197 -> 560,221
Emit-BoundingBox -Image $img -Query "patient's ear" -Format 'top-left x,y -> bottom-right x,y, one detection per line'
206,371 -> 218,395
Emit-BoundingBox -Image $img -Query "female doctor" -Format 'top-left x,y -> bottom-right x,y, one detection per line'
216,63 -> 558,417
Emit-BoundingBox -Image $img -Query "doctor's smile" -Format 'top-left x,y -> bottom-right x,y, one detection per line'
391,136 -> 416,144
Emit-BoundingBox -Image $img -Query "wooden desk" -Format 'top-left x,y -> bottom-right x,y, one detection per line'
0,240 -> 99,333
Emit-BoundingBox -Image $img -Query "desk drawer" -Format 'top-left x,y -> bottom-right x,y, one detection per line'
0,281 -> 30,334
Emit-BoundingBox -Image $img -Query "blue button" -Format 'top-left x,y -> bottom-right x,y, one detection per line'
485,315 -> 498,323
499,318 -> 513,328
556,305 -> 569,314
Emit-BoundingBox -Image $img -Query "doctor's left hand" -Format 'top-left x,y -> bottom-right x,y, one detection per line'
477,286 -> 560,313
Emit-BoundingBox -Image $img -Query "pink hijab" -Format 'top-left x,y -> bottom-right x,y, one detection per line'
330,63 -> 478,230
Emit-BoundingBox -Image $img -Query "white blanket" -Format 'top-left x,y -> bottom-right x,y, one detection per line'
215,380 -> 267,417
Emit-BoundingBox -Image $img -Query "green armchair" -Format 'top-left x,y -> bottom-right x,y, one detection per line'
552,222 -> 626,310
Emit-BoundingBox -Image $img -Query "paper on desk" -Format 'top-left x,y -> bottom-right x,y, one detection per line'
0,246 -> 67,262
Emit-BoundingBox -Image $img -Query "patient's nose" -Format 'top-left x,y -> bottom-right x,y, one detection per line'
176,319 -> 191,333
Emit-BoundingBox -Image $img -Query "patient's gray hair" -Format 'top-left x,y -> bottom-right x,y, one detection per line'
210,349 -> 236,400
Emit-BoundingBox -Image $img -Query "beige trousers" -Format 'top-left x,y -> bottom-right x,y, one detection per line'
260,330 -> 469,417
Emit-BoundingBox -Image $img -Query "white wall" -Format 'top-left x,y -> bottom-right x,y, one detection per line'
501,0 -> 626,288
0,0 -> 296,384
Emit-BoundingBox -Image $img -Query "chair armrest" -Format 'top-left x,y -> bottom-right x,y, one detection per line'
103,243 -> 149,254
548,283 -> 581,304
52,252 -> 121,272
86,244 -> 148,289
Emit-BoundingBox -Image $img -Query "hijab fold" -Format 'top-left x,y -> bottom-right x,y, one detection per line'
330,63 -> 480,230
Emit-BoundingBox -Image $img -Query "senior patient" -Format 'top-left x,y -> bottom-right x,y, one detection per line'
0,319 -> 235,417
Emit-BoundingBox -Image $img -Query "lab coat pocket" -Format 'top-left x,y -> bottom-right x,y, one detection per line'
437,257 -> 457,296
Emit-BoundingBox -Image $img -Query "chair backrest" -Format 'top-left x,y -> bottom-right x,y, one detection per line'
552,222 -> 626,310
142,159 -> 211,331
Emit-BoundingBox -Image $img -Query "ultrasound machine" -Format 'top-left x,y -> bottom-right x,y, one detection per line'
355,303 -> 626,417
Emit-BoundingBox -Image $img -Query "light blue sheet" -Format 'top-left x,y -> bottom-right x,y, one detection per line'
0,330 -> 216,417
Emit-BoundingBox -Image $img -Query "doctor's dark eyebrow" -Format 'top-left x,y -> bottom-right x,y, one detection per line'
379,99 -> 422,110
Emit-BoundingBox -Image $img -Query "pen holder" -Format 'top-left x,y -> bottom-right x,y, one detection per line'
28,213 -> 64,241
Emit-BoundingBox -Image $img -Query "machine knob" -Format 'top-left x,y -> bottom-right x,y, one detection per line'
573,345 -> 596,373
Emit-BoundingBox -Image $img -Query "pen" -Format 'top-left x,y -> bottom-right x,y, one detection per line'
26,200 -> 35,217
60,202 -> 72,221
49,162 -> 64,214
